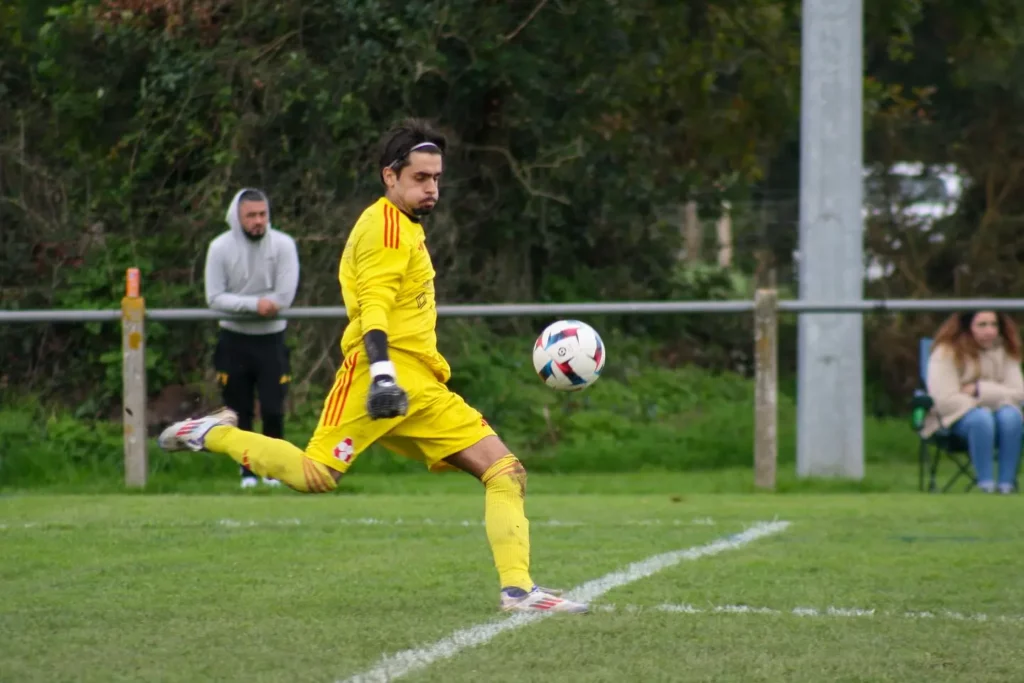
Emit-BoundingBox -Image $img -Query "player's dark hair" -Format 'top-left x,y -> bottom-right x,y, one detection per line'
238,189 -> 268,205
379,118 -> 447,185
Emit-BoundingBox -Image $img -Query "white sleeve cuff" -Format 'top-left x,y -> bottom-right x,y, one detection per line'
370,361 -> 396,379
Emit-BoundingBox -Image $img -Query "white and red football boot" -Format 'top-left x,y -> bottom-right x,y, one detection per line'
158,408 -> 238,452
500,586 -> 588,614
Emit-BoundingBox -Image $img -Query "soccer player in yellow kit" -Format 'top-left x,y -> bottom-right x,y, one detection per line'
159,119 -> 587,614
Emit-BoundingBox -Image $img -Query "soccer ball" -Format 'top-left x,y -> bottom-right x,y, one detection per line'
532,320 -> 606,391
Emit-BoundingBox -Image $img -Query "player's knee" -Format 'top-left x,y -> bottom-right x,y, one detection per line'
509,455 -> 527,478
300,477 -> 338,495
514,460 -> 528,497
298,456 -> 343,493
514,456 -> 527,486
484,454 -> 527,497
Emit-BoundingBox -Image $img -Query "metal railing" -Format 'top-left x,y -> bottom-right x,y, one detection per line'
7,298 -> 1024,323
7,269 -> 1024,490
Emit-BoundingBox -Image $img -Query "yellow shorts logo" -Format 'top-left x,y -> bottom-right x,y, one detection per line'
216,372 -> 229,385
280,374 -> 291,384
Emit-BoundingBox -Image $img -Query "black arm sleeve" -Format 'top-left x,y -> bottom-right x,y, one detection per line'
363,329 -> 390,365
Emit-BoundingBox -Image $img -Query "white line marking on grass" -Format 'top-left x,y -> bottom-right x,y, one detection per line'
215,517 -> 718,529
337,520 -> 789,683
0,517 -> 718,531
594,603 -> 1024,624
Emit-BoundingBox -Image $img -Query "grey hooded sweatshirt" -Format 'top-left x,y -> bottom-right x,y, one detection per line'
204,189 -> 300,335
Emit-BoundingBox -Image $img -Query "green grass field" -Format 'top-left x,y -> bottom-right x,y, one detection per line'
3,470 -> 1024,683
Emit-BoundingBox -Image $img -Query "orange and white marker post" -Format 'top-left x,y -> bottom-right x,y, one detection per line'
121,267 -> 148,488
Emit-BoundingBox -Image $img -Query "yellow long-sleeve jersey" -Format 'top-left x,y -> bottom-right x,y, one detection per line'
338,197 -> 451,382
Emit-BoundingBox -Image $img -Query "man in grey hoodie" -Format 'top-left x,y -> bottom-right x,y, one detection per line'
204,188 -> 300,488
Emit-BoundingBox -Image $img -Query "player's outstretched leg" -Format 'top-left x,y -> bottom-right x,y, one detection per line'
158,408 -> 336,493
449,438 -> 588,614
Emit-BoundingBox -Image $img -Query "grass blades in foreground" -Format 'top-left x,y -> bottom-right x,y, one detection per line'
2,474 -> 1022,682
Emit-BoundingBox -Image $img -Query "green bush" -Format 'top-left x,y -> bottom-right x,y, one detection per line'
0,329 -> 916,489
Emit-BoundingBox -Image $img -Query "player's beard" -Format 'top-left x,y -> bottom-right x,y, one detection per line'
414,199 -> 437,217
243,228 -> 266,241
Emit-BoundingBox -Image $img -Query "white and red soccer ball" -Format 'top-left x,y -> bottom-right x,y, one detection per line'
532,320 -> 606,391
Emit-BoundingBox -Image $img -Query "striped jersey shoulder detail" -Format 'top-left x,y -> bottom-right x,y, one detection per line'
381,202 -> 401,250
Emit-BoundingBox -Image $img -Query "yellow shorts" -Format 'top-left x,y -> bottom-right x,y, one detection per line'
304,348 -> 496,474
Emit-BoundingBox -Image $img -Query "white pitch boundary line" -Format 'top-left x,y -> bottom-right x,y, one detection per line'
0,516 -> 718,531
595,603 -> 1024,624
337,519 -> 789,683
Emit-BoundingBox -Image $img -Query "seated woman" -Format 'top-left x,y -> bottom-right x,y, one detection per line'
924,310 -> 1024,493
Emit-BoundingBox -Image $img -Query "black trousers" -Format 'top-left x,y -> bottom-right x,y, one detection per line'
213,329 -> 291,478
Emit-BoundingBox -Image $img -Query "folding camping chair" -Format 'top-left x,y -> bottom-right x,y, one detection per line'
911,337 -> 976,493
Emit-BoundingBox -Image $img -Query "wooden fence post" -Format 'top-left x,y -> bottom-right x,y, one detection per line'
754,288 -> 778,490
122,268 -> 147,488
684,200 -> 701,263
716,202 -> 733,268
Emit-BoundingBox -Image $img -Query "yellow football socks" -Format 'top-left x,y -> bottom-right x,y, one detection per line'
204,426 -> 336,493
201,429 -> 532,587
481,454 -> 534,591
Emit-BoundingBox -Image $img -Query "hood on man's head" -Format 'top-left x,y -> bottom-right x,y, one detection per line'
226,188 -> 272,242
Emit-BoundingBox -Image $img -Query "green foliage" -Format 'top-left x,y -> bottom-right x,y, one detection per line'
0,394 -> 250,488
0,398 -> 124,486
0,0 -> 806,408
4,0 -> 1024,425
0,350 -> 915,489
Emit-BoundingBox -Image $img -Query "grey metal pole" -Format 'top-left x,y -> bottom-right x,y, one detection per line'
797,0 -> 865,479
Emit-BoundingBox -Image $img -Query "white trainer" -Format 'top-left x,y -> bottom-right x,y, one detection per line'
262,477 -> 282,487
240,476 -> 259,489
158,408 -> 238,452
500,586 -> 588,614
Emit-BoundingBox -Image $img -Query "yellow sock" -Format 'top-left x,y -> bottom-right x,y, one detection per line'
204,427 -> 336,493
481,454 -> 533,591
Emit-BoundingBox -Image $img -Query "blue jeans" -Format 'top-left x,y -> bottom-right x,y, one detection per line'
950,406 -> 1023,488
